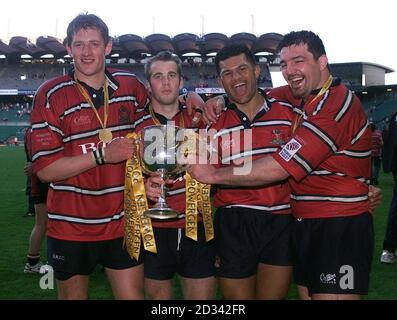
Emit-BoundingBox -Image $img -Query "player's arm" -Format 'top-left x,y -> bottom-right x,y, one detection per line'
37,137 -> 135,182
24,161 -> 33,177
368,185 -> 382,213
37,153 -> 97,182
188,155 -> 289,186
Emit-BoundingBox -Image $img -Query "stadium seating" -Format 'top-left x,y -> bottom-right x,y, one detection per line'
367,100 -> 397,125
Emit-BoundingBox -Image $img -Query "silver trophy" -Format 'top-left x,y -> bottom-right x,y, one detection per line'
137,124 -> 191,219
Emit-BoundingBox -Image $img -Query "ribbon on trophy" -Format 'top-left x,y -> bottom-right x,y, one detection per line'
124,132 -> 157,260
185,172 -> 214,242
124,129 -> 214,259
200,182 -> 214,242
183,131 -> 214,242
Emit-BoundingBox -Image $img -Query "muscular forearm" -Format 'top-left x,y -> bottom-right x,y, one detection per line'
36,136 -> 135,182
213,156 -> 289,186
37,153 -> 97,182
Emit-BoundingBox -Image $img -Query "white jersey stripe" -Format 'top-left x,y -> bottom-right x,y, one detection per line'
293,154 -> 312,173
134,114 -> 153,128
32,122 -> 64,137
51,184 -> 124,195
48,211 -> 125,224
214,125 -> 245,138
225,204 -> 291,211
222,147 -> 277,163
302,121 -> 337,152
351,120 -> 369,145
290,194 -> 368,202
335,90 -> 353,122
32,146 -> 64,161
251,120 -> 292,127
62,103 -> 91,119
46,80 -> 74,101
311,170 -> 369,184
335,149 -> 372,157
167,188 -> 186,196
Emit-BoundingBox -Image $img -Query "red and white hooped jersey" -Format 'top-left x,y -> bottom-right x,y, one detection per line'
271,81 -> 371,219
30,68 -> 148,241
211,90 -> 294,215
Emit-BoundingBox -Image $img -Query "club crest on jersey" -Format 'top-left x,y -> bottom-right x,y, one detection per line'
279,138 -> 302,162
271,129 -> 285,145
118,106 -> 130,124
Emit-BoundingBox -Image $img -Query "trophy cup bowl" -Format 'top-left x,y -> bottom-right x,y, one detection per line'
138,124 -> 189,219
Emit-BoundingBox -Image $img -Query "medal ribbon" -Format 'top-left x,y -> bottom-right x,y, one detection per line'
75,75 -> 110,134
291,75 -> 333,133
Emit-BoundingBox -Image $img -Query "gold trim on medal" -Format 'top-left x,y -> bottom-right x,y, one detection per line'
99,128 -> 113,143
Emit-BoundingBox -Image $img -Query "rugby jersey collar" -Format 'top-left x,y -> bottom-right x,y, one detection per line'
144,101 -> 185,125
69,68 -> 118,89
297,77 -> 341,111
225,88 -> 270,111
309,77 -> 341,96
226,89 -> 271,126
69,68 -> 118,109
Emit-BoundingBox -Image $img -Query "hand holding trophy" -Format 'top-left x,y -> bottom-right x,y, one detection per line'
137,124 -> 194,219
124,124 -> 213,261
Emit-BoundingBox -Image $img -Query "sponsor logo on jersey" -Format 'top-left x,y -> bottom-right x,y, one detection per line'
279,138 -> 302,161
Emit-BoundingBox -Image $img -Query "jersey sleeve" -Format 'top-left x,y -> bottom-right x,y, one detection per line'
268,85 -> 301,106
30,83 -> 65,174
131,77 -> 149,109
273,88 -> 368,181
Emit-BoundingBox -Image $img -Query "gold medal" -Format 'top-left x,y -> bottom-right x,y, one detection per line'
99,128 -> 113,143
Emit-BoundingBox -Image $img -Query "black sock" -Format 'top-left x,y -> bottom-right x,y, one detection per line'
27,255 -> 40,266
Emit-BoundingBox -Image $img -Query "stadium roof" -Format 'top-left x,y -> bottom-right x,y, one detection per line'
0,32 -> 283,61
331,62 -> 394,74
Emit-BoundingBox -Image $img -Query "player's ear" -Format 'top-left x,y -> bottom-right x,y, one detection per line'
318,54 -> 328,71
104,38 -> 112,56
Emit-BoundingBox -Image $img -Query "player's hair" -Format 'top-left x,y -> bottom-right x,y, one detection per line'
144,50 -> 183,80
214,44 -> 256,75
277,30 -> 327,60
66,13 -> 109,46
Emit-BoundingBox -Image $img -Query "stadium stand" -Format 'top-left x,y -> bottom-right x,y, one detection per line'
1,32 -> 396,142
0,32 -> 282,63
